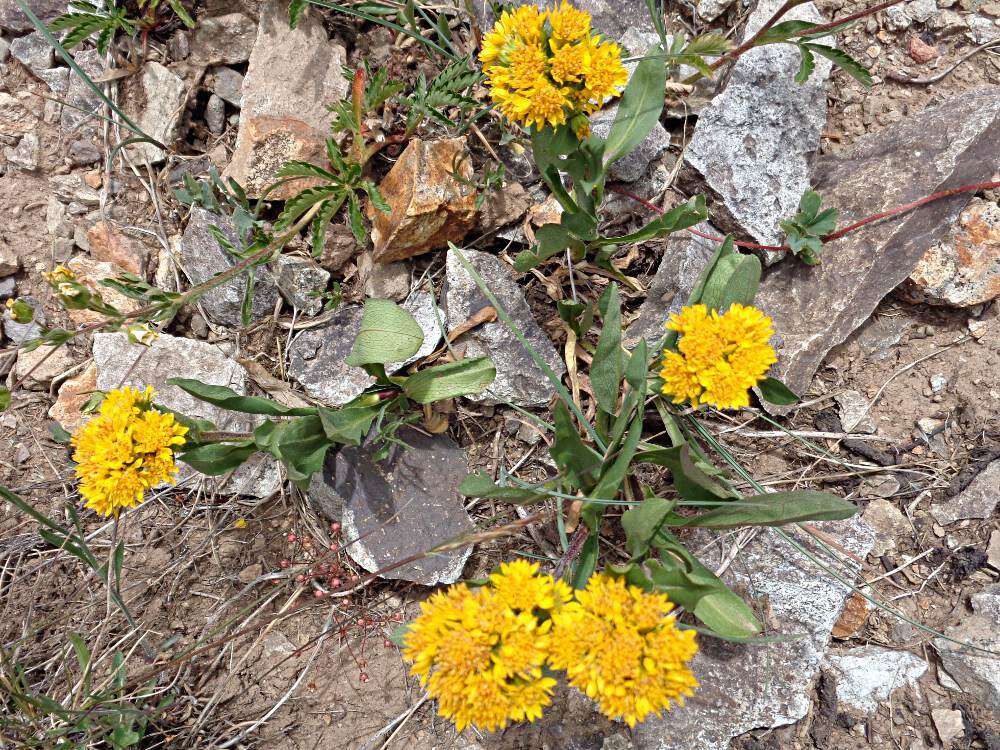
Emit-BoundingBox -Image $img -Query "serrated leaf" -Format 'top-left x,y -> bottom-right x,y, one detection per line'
682,32 -> 730,57
794,44 -> 815,83
754,19 -> 819,44
288,0 -> 307,28
804,43 -> 873,87
402,357 -> 496,404
345,299 -> 424,366
604,43 -> 667,167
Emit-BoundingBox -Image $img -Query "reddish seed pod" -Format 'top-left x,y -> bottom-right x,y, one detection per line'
296,574 -> 306,583
286,533 -> 297,543
359,672 -> 369,683
329,577 -> 342,588
329,543 -> 340,553
330,522 -> 341,534
279,559 -> 291,569
383,639 -> 393,649
314,590 -> 325,598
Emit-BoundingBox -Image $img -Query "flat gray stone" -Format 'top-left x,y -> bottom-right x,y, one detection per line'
445,248 -> 565,407
835,390 -> 877,434
210,66 -> 245,107
935,585 -> 1000,710
625,222 -> 718,348
179,207 -> 279,326
61,49 -> 104,134
822,646 -> 927,716
757,88 -> 1000,398
680,0 -> 831,248
10,31 -> 52,72
635,517 -> 875,750
0,0 -> 65,32
188,12 -> 257,66
223,0 -> 349,198
92,332 -> 280,497
276,254 -> 329,315
4,133 -> 39,171
125,62 -> 187,165
335,426 -> 475,585
471,0 -> 657,41
930,459 -> 1000,525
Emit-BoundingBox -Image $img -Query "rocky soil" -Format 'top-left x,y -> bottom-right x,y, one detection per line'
1,0 -> 999,747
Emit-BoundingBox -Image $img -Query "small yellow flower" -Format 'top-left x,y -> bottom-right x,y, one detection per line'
659,303 -> 777,410
402,561 -> 565,732
72,386 -> 188,517
548,574 -> 699,727
479,2 -> 627,131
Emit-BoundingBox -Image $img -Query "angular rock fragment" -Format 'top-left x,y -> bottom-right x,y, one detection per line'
13,344 -> 75,390
2,295 -> 44,343
124,62 -> 187,165
10,31 -> 52,72
935,585 -> 1000,710
0,242 -> 20,276
179,207 -> 279,326
92,332 -> 280,497
634,518 -> 875,750
50,363 -> 98,432
821,646 -> 927,717
5,134 -> 39,171
835,390 -> 876,434
679,0 -> 832,247
930,459 -> 1000,525
0,0 -> 65,32
224,0 -> 349,198
369,138 -> 478,263
903,198 -> 1000,307
276,254 -> 330,315
756,88 -> 1000,397
331,426 -> 475,584
61,50 -> 104,134
87,221 -> 150,277
445,248 -> 565,407
188,13 -> 257,66
210,66 -> 245,107
625,223 -> 718,348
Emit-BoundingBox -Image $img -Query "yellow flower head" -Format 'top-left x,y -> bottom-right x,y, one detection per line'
479,2 -> 627,131
402,566 -> 562,732
659,303 -> 777,410
548,573 -> 699,727
71,386 -> 188,517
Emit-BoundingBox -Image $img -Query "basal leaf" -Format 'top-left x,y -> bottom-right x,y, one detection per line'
458,471 -> 550,504
345,299 -> 424,366
757,376 -> 799,405
317,404 -> 378,445
402,357 -> 496,404
591,284 -> 623,415
551,401 -> 602,489
571,533 -> 599,589
604,43 -> 667,167
621,495 -> 676,557
698,251 -> 762,313
636,444 -> 737,503
177,442 -> 256,475
168,378 -> 316,417
679,490 -> 857,528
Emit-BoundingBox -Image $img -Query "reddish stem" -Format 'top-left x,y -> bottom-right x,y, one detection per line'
608,181 -> 1000,252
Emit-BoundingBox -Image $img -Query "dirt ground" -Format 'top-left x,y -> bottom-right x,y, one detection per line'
1,0 -> 999,748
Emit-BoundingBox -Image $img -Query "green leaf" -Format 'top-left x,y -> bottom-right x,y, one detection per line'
345,299 -> 424,366
693,590 -> 764,639
402,357 -> 496,404
803,43 -> 873,87
530,125 -> 579,177
551,401 -> 602,489
317,404 -> 378,445
51,423 -> 72,444
513,222 -> 579,273
254,416 -> 332,486
794,44 -> 815,83
458,471 -> 549,504
680,490 -> 857,528
177,442 -> 256,475
621,495 -> 676,557
698,241 -> 762,313
757,376 -> 798,405
604,195 -> 707,246
591,284 -> 622,414
570,533 -> 599,589
635,444 -> 738,503
798,189 -> 822,220
167,378 -> 316,417
388,622 -> 411,647
288,0 -> 307,28
0,386 -> 9,412
754,19 -> 819,44
591,411 -> 643,501
604,43 -> 667,168
809,207 -> 839,236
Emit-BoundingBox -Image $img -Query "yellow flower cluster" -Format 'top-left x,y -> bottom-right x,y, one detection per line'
548,573 -> 699,727
479,2 -> 629,131
72,386 -> 188,517
403,563 -> 698,731
660,304 -> 777,410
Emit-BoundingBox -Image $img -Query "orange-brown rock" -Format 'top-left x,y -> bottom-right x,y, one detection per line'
49,363 -> 97,431
903,198 -> 1000,307
87,221 -> 150,277
368,138 -> 477,264
65,256 -> 142,325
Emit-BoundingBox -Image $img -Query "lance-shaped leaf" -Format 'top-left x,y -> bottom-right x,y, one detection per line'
402,357 -> 496,404
345,299 -> 424,366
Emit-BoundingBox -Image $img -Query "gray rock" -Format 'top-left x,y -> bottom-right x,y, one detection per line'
61,49 -> 104,134
188,13 -> 257,66
907,0 -> 937,22
822,646 -> 927,717
756,88 -> 1000,399
126,62 -> 187,165
883,3 -> 912,29
92,332 -> 280,497
168,29 -> 189,61
966,15 -> 999,44
698,0 -> 736,22
68,139 -> 100,165
935,585 -> 1000,709
46,196 -> 72,238
288,305 -> 375,405
305,450 -> 342,520
179,207 -> 279,326
930,459 -> 1000,525
835,390 -> 877,434
2,295 -> 44,344
49,173 -> 99,206
276,254 -> 329,315
634,518 -> 875,750
334,426 -> 475,585
10,31 -> 52,71
472,0 -> 657,42
223,0 -> 349,198
35,65 -> 67,94
5,133 -> 39,170
625,222 -> 717,348
401,290 -> 444,365
0,37 -> 7,62
0,277 -> 15,299
364,260 -> 409,301
0,0 -> 66,32
862,498 -> 910,556
0,242 -> 19,276
680,0 -> 831,249
210,66 -> 244,107
206,93 -> 225,135
444,248 -> 565,407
